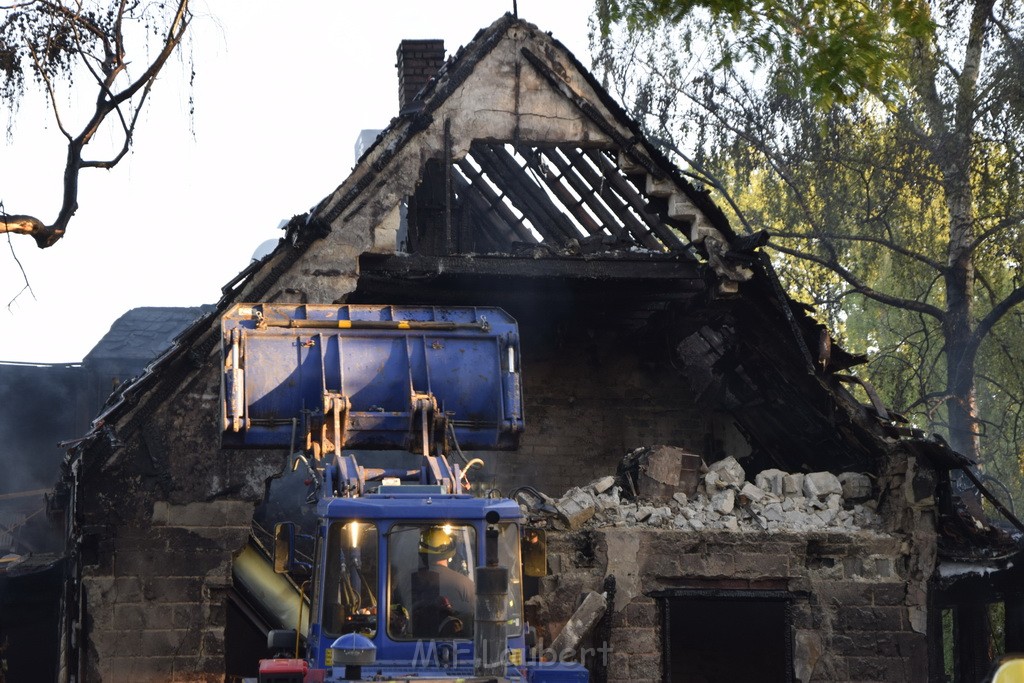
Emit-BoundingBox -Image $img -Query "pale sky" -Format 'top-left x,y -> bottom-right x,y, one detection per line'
0,1 -> 596,363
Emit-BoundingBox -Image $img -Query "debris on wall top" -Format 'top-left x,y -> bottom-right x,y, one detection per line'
521,447 -> 884,535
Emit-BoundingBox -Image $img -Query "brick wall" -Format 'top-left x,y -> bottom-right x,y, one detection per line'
397,39 -> 445,111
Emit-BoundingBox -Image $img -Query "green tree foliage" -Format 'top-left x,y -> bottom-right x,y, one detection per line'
596,0 -> 935,106
0,0 -> 191,248
595,0 -> 1024,506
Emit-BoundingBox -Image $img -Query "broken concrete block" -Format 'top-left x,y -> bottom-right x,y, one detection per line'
803,472 -> 842,500
672,491 -> 688,506
550,591 -> 608,656
555,487 -> 598,530
711,489 -> 735,515
838,472 -> 873,502
689,518 -> 705,531
738,482 -> 765,504
852,505 -> 882,527
623,445 -> 702,502
647,506 -> 672,525
672,514 -> 689,529
596,487 -> 621,510
762,503 -> 785,523
908,606 -> 928,634
708,456 -> 745,486
794,631 -> 823,683
704,470 -> 721,490
591,476 -> 617,495
631,506 -> 655,523
785,509 -> 810,527
826,493 -> 843,510
783,473 -> 805,497
722,515 -> 739,531
815,509 -> 837,525
755,468 -> 787,495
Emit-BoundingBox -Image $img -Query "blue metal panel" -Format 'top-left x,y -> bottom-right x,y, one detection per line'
527,662 -> 591,683
316,492 -> 523,522
221,304 -> 524,451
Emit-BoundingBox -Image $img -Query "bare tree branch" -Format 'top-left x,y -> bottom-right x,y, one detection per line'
770,241 -> 946,320
25,39 -> 71,140
971,285 -> 1024,351
770,229 -> 946,273
1,203 -> 36,309
968,213 -> 1024,254
0,0 -> 191,249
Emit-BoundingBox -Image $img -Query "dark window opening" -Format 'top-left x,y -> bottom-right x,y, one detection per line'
939,600 -> 1018,682
659,590 -> 792,683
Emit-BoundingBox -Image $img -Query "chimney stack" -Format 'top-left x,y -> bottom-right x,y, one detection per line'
397,39 -> 445,112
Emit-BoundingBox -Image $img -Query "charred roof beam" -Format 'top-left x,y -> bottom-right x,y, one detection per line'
451,172 -> 524,250
454,160 -> 536,245
359,252 -> 707,283
472,143 -> 582,245
584,149 -> 689,251
520,147 -> 606,238
538,147 -> 628,242
559,147 -> 663,250
454,160 -> 537,245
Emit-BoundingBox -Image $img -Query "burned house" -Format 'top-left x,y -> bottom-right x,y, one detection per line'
53,15 -> 1023,683
0,306 -> 215,680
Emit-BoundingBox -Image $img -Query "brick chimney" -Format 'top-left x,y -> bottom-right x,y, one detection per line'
397,39 -> 445,112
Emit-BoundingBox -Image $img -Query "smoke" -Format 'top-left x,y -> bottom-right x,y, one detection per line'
0,362 -> 85,554
0,362 -> 84,495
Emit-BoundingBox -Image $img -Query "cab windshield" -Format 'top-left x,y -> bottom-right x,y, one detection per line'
388,523 -> 477,640
498,523 -> 523,637
322,521 -> 379,637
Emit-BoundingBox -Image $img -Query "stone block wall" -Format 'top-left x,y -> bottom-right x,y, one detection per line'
534,528 -> 931,683
82,501 -> 254,681
75,352 -> 283,681
479,328 -> 707,496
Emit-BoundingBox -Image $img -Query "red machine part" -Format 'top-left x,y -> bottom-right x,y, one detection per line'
258,658 -> 309,683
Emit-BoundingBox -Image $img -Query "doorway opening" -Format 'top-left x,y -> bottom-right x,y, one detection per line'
658,589 -> 793,683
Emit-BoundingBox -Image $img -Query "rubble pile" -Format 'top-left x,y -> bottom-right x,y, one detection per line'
535,454 -> 882,533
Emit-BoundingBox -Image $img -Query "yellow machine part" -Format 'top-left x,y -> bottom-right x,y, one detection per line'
994,658 -> 1024,683
234,544 -> 309,634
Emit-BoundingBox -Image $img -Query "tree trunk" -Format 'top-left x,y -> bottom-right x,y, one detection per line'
943,258 -> 980,463
940,160 -> 981,461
